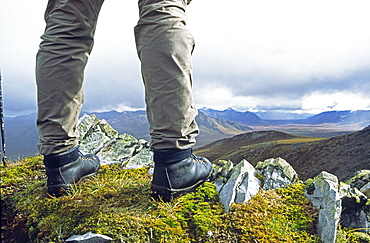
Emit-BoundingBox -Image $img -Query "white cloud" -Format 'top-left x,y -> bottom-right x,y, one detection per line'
301,91 -> 370,113
1,0 -> 370,116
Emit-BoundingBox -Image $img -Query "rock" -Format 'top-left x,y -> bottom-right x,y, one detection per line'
338,182 -> 370,233
255,157 -> 299,190
210,160 -> 234,181
218,160 -> 260,213
77,114 -> 153,167
234,163 -> 260,204
305,171 -> 342,243
124,140 -> 153,169
210,160 -> 234,193
346,170 -> 370,198
66,232 -> 113,242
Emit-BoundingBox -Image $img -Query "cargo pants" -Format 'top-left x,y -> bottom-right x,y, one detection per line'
36,0 -> 199,156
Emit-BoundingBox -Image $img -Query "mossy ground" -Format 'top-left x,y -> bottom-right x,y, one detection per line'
0,156 -> 366,242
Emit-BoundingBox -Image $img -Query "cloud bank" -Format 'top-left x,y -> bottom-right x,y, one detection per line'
1,0 -> 369,117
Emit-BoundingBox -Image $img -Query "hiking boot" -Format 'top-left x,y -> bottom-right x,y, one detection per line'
44,147 -> 100,196
151,148 -> 213,201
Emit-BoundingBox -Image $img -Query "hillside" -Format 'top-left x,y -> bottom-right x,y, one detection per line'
195,126 -> 370,181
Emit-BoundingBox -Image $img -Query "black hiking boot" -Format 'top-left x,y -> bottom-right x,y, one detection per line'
44,147 -> 100,197
151,148 -> 213,201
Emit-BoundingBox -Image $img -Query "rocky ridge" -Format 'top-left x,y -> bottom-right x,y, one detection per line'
75,114 -> 370,243
196,126 -> 370,181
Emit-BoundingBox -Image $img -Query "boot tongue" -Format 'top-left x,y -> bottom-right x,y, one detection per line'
153,148 -> 192,164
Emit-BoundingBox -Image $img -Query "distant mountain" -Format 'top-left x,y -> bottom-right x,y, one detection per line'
200,107 -> 264,125
87,110 -> 150,141
89,110 -> 252,148
195,126 -> 370,181
4,109 -> 369,161
195,111 -> 252,146
202,108 -> 370,127
4,110 -> 252,160
4,113 -> 39,159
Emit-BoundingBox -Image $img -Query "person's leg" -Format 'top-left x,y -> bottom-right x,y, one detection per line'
135,0 -> 212,200
135,0 -> 199,150
36,0 -> 104,196
37,0 -> 104,155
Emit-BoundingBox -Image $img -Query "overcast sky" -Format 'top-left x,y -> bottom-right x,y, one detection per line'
1,0 -> 370,117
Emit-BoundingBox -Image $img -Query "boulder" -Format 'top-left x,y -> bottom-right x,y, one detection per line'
305,171 -> 341,243
254,157 -> 299,190
217,160 -> 260,213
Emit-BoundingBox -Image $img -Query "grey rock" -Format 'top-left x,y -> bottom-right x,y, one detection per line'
346,170 -> 370,198
77,114 -> 153,167
66,232 -> 113,243
255,157 -> 298,190
338,182 -> 369,233
213,177 -> 226,193
305,171 -> 341,243
218,160 -> 260,213
235,162 -> 260,204
210,160 -> 234,181
209,160 -> 234,192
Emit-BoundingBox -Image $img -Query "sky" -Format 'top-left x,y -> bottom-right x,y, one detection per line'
1,0 -> 370,117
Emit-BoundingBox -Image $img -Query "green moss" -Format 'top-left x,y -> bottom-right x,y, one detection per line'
2,158 -> 229,242
226,183 -> 320,242
6,157 -> 367,243
336,226 -> 370,243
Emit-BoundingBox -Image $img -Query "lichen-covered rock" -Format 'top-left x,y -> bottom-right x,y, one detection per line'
210,160 -> 233,180
124,141 -> 153,169
255,157 -> 299,190
338,182 -> 370,233
346,170 -> 370,198
305,171 -> 341,243
234,162 -> 260,204
218,160 -> 260,213
77,114 -> 153,167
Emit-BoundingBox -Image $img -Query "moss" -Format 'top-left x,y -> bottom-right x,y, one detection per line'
226,183 -> 320,242
5,157 -> 367,243
337,226 -> 370,243
2,158 -> 229,242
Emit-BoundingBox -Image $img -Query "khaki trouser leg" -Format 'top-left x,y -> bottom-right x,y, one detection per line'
36,0 -> 104,155
135,0 -> 199,150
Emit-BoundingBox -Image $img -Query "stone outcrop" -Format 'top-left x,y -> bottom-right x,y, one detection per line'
213,157 -> 299,213
77,114 -> 153,168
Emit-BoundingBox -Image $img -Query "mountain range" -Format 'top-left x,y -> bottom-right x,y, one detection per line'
4,109 -> 370,160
